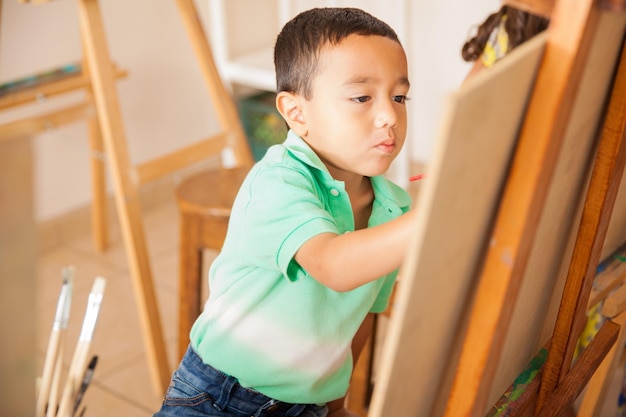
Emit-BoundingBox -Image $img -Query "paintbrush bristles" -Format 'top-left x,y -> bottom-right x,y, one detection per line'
79,277 -> 106,342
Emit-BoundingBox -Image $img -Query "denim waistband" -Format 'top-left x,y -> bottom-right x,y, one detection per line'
182,345 -> 313,416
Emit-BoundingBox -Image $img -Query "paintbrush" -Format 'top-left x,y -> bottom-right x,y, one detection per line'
45,345 -> 64,417
37,266 -> 74,417
56,277 -> 106,417
72,355 -> 98,416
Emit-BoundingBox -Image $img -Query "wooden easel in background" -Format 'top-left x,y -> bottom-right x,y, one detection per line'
75,0 -> 253,394
369,0 -> 626,416
0,2 -> 128,252
3,0 -> 252,394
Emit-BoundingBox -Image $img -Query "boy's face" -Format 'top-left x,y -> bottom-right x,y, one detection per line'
291,34 -> 410,181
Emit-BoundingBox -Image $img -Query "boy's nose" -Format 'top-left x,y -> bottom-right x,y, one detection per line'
374,100 -> 398,129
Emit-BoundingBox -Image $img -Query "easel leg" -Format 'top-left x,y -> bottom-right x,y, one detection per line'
81,40 -> 109,252
76,0 -> 170,393
536,320 -> 620,417
86,88 -> 109,252
174,0 -> 253,166
537,32 -> 626,412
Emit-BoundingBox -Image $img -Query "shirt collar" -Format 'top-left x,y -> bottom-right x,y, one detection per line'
283,130 -> 328,174
283,130 -> 412,209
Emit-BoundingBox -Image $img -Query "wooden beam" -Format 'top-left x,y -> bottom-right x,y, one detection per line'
483,319 -> 618,417
536,320 -> 619,417
578,311 -> 626,417
76,0 -> 170,394
135,132 -> 228,185
536,29 -> 626,411
0,102 -> 92,140
0,64 -> 127,111
174,0 -> 253,166
83,49 -> 110,252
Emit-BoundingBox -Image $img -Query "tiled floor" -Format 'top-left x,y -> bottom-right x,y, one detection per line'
37,196 -> 188,417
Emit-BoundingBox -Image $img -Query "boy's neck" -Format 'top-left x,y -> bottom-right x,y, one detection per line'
347,176 -> 374,230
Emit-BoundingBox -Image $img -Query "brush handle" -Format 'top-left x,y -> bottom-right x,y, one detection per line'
46,342 -> 64,417
56,342 -> 90,417
37,330 -> 61,417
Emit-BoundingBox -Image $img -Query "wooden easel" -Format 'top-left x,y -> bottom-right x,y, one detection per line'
486,33 -> 626,416
579,244 -> 626,416
75,0 -> 253,394
369,0 -> 626,415
444,0 -> 626,415
6,0 -> 252,394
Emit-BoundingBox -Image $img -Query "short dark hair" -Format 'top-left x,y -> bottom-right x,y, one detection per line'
274,8 -> 401,99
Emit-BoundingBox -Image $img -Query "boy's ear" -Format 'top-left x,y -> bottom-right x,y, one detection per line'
276,91 -> 308,137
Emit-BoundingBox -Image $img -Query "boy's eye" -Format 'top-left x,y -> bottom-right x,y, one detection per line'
351,96 -> 371,103
392,95 -> 408,104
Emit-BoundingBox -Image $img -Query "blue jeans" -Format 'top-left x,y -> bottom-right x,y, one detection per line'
153,345 -> 329,417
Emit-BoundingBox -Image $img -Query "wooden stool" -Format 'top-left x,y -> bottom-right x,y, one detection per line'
176,165 -> 251,360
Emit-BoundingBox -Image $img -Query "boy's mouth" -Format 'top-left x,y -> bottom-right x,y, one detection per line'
375,138 -> 396,154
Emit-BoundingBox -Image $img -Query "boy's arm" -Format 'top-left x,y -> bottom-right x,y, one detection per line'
327,313 -> 375,417
295,210 -> 417,292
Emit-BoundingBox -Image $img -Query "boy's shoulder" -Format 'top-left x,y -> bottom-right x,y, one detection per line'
241,140 -> 320,197
254,142 -> 312,175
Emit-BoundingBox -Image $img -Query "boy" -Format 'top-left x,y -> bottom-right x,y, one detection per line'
154,7 -> 417,417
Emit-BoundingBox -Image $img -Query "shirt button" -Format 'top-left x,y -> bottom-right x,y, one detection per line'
330,189 -> 340,197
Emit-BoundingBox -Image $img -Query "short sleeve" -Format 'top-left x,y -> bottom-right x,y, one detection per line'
236,165 -> 339,280
369,274 -> 397,313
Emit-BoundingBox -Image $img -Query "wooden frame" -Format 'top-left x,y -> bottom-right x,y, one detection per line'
369,0 -> 626,415
74,0 -> 253,393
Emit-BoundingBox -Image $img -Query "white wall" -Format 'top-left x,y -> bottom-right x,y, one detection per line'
408,1 -> 500,161
0,0 -> 498,221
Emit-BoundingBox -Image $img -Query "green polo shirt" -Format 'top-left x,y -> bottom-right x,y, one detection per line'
190,130 -> 411,404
